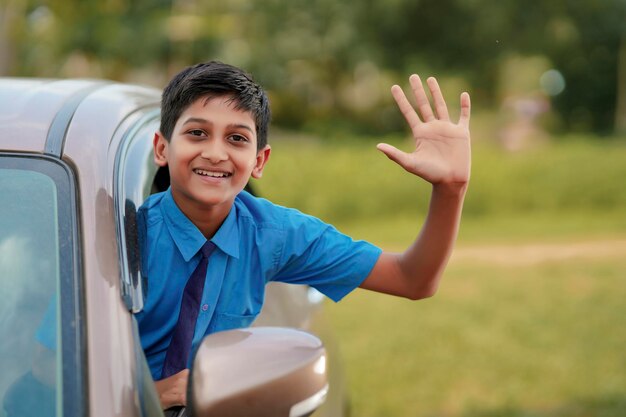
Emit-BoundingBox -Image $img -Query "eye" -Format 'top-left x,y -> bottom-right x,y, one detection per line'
188,129 -> 206,137
229,134 -> 249,143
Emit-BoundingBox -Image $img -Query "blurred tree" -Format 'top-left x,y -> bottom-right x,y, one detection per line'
354,0 -> 502,100
0,0 -> 30,76
2,0 -> 624,135
354,0 -> 626,134
537,0 -> 626,134
617,33 -> 626,134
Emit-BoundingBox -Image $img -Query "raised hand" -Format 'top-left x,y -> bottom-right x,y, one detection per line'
377,75 -> 471,187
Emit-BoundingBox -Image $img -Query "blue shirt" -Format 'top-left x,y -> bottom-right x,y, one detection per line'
135,189 -> 381,379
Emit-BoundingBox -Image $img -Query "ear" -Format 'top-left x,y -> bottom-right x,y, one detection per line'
153,132 -> 169,167
251,145 -> 271,179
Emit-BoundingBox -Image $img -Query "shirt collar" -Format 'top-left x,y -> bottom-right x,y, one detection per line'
211,202 -> 240,259
161,189 -> 240,261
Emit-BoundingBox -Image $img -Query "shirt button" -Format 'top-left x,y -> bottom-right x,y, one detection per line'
202,304 -> 209,311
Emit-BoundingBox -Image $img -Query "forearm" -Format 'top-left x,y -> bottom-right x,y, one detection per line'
361,182 -> 467,299
397,182 -> 467,298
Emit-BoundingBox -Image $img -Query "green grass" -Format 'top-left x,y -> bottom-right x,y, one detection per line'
255,133 -> 626,417
337,210 -> 626,250
255,135 -> 626,238
325,256 -> 626,417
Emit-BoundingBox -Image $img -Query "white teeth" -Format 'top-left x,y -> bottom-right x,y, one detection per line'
194,169 -> 230,178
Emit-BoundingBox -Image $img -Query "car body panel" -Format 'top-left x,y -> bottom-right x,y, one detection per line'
0,79 -> 106,154
62,83 -> 161,417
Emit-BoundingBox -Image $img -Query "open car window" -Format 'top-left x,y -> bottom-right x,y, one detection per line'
114,109 -> 161,313
113,111 -> 165,417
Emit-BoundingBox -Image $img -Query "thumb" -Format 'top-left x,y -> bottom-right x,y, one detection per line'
376,143 -> 412,169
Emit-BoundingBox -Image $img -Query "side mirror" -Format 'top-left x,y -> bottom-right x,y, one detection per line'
189,327 -> 328,417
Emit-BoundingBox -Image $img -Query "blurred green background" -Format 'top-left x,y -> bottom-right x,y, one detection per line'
3,1 -> 624,416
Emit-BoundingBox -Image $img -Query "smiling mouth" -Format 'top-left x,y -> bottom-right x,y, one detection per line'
193,168 -> 232,178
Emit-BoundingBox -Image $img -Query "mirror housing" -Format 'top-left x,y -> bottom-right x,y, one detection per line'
189,327 -> 328,417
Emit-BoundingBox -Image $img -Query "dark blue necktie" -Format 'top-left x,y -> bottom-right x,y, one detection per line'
161,241 -> 216,379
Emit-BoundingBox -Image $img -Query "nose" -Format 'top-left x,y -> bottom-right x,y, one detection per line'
200,138 -> 228,163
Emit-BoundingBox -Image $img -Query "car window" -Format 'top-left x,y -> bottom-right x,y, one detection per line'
0,156 -> 83,417
114,109 -> 160,313
113,111 -> 165,417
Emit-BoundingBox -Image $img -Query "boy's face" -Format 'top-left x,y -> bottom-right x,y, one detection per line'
153,95 -> 270,218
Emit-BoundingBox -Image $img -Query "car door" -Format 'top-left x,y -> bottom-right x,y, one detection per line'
112,103 -> 348,417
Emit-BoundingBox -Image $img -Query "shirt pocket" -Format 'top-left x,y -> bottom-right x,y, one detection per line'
208,311 -> 258,334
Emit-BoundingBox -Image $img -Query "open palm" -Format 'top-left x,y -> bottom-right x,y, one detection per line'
377,75 -> 471,185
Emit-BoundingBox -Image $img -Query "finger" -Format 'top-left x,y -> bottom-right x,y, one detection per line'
426,77 -> 449,121
458,92 -> 471,128
376,143 -> 413,169
409,74 -> 435,122
391,84 -> 421,129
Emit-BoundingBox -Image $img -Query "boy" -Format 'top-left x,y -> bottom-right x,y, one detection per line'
136,61 -> 471,409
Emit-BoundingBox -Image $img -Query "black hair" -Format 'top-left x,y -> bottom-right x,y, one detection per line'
160,61 -> 271,150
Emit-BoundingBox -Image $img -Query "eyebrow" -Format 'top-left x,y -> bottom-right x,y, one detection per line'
182,117 -> 255,133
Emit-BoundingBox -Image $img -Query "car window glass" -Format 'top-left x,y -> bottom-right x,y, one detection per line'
0,167 -> 60,417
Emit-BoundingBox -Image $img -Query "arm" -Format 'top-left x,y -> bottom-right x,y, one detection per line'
155,369 -> 189,409
359,75 -> 471,300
